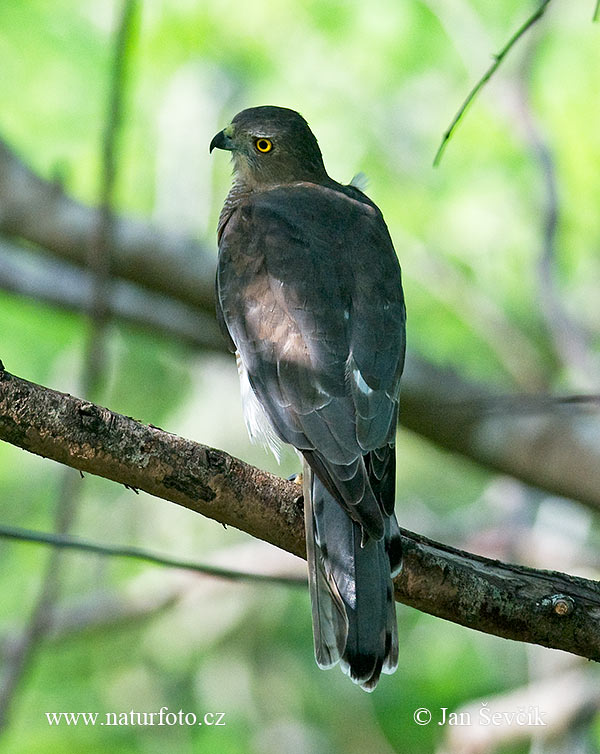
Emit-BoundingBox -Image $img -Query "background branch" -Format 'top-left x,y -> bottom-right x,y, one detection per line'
0,524 -> 306,588
0,0 -> 138,732
2,229 -> 600,508
0,138 -> 215,312
400,357 -> 600,510
433,0 -> 552,165
2,364 -> 600,662
1,0 -> 598,746
513,43 -> 598,387
440,666 -> 600,753
0,240 -> 224,351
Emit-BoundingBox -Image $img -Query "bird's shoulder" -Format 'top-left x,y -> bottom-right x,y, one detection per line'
217,179 -> 403,322
257,180 -> 382,220
219,180 -> 384,243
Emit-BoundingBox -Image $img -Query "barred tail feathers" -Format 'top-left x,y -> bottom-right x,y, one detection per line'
303,461 -> 399,691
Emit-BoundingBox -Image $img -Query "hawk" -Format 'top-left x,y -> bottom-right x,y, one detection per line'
210,106 -> 406,690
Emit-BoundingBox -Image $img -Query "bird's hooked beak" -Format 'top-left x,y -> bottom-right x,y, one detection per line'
209,124 -> 235,153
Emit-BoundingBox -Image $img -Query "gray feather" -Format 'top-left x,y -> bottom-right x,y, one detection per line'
213,106 -> 406,691
303,462 -> 348,668
307,469 -> 399,690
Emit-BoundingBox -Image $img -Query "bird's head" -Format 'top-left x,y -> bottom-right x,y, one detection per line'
210,105 -> 328,187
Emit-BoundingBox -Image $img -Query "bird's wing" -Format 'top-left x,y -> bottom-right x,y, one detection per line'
216,182 -> 405,539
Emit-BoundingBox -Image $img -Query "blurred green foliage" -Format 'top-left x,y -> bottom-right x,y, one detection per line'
0,1 -> 599,752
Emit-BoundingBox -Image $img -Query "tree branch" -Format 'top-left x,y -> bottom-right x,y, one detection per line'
0,524 -> 306,587
0,140 -> 215,313
2,364 -> 600,661
4,245 -> 600,511
513,44 -> 597,386
3,241 -> 600,509
0,240 -> 224,351
0,362 -> 305,555
0,4 -> 139,731
2,128 -> 600,508
401,358 -> 600,510
434,0 -> 552,166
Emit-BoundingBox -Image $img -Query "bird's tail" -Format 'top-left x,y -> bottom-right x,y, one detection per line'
303,462 -> 400,691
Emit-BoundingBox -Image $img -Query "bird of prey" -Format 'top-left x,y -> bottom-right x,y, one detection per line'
210,106 -> 406,690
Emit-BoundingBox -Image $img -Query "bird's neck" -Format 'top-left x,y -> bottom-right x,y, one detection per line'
217,181 -> 252,242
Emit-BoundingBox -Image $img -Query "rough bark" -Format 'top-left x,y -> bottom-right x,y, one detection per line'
2,363 -> 600,661
2,137 -> 600,508
3,243 -> 600,512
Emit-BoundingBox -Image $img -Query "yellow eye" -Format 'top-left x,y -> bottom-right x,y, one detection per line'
255,138 -> 273,153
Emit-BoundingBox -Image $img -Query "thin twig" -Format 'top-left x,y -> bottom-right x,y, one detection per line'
0,524 -> 306,588
594,0 -> 600,22
434,0 -> 552,166
0,475 -> 78,730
